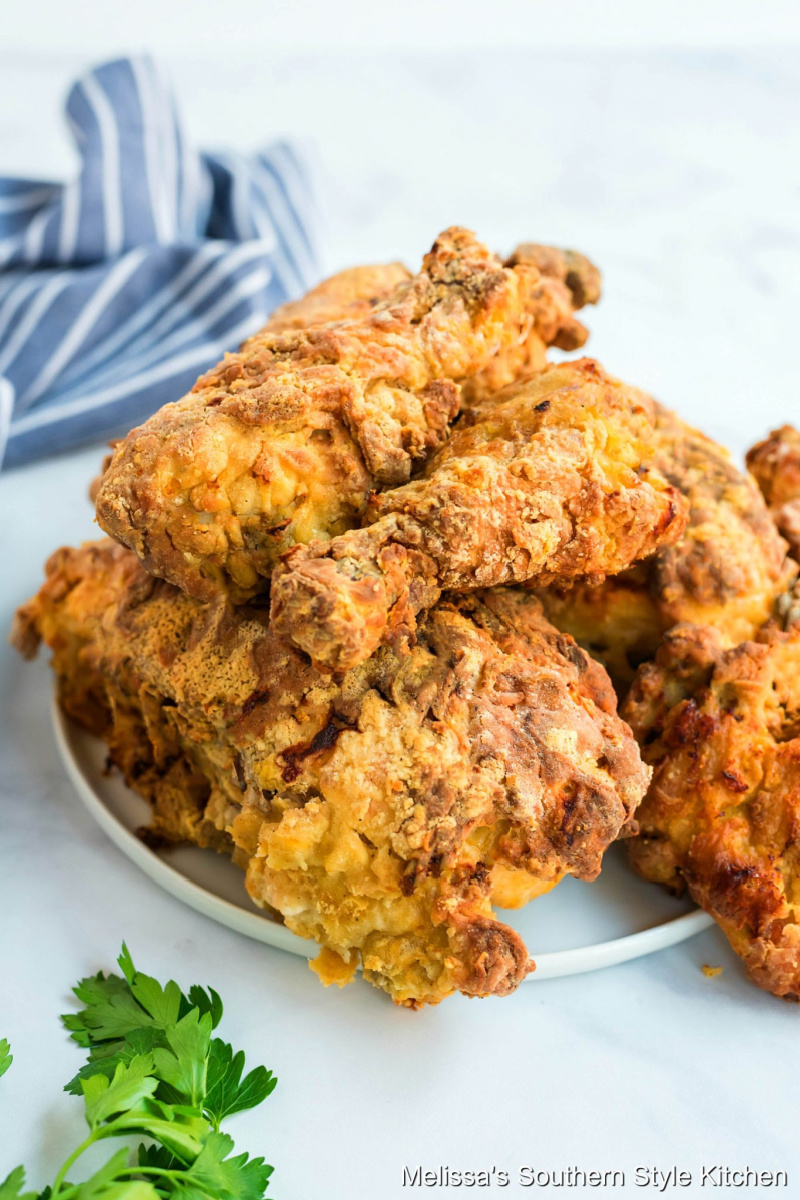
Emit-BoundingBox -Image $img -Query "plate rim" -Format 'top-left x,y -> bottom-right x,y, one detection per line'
53,701 -> 714,983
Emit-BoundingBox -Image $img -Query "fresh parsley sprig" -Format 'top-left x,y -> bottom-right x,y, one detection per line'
0,945 -> 277,1200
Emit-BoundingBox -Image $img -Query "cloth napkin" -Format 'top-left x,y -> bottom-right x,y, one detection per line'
0,56 -> 321,469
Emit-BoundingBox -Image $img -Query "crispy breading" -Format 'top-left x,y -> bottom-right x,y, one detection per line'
264,243 -> 599,410
11,542 -> 234,854
462,243 -> 601,405
13,539 -> 649,1007
255,262 -> 413,332
264,244 -> 599,404
87,266 -> 414,507
95,228 -> 597,604
538,405 -> 793,689
622,615 -> 800,1001
270,359 -> 687,674
746,424 -> 800,560
87,267 -> 414,506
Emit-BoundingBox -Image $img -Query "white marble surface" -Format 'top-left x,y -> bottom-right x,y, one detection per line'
2,47 -> 800,1199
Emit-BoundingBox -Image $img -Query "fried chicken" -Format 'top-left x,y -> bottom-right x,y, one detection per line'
256,261 -> 413,332
86,264 -> 416,508
270,359 -> 688,674
262,242 -> 598,406
95,228 -> 598,604
746,424 -> 800,560
13,539 -> 649,1007
622,613 -> 800,1001
538,405 -> 793,689
462,242 -> 601,405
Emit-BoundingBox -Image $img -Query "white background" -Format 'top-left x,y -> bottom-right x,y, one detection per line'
2,4 -> 800,1198
5,0 -> 800,54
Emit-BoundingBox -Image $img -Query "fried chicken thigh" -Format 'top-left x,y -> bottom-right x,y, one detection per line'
746,424 -> 800,560
538,406 -> 793,688
623,613 -> 800,1001
95,228 -> 598,604
270,359 -> 687,674
14,540 -> 648,1007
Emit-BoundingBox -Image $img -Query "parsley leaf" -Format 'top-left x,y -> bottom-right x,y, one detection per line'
171,1133 -> 273,1200
0,1166 -> 37,1200
152,1008 -> 213,1109
81,1057 -> 158,1130
136,1144 -> 181,1171
117,945 -> 183,1029
65,1027 -> 165,1097
0,1039 -> 12,1081
205,1041 -> 277,1130
183,987 -> 223,1030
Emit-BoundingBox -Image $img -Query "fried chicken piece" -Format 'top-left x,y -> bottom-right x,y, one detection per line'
11,541 -> 234,853
747,424 -> 800,560
14,539 -> 649,1007
261,262 -> 412,331
270,359 -> 688,674
462,243 -> 601,405
95,227 -> 596,604
538,405 -> 794,689
266,240 -> 597,412
87,265 -> 415,507
266,243 -> 599,410
266,242 -> 599,411
622,613 -> 800,1001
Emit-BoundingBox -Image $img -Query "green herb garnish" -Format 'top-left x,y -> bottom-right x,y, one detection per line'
0,944 -> 276,1199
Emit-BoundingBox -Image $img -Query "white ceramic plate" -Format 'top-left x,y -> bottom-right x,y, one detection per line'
54,703 -> 714,981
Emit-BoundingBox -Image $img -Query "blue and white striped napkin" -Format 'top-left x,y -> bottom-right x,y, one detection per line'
0,56 -> 321,469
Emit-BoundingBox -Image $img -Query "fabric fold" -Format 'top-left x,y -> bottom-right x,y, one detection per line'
0,56 -> 320,468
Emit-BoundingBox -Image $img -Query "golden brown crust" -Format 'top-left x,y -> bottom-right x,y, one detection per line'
259,262 -> 412,332
16,539 -> 649,1006
96,228 -> 556,602
9,541 -> 232,851
270,359 -> 687,674
746,424 -> 800,560
623,617 -> 800,1001
87,270 -> 413,506
95,229 -> 600,604
538,405 -> 794,689
461,243 -> 601,405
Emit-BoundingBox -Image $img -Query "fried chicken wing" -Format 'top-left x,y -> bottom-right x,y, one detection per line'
746,424 -> 800,560
538,405 -> 793,689
270,359 -> 687,674
95,228 -> 597,604
14,539 -> 648,1007
622,614 -> 800,1001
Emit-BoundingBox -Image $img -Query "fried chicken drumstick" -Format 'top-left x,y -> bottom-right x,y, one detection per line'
623,610 -> 800,1001
95,228 -> 598,604
270,359 -> 688,674
538,406 -> 793,688
13,540 -> 648,1007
